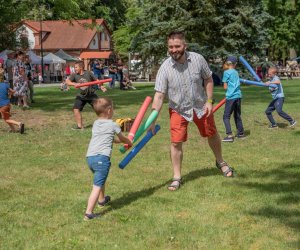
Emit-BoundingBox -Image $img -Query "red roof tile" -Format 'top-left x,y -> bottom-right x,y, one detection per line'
23,21 -> 51,32
23,19 -> 109,51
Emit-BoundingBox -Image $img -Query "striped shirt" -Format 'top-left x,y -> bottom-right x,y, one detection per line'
155,51 -> 212,121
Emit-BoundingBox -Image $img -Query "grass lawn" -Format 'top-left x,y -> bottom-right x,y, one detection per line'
0,80 -> 299,249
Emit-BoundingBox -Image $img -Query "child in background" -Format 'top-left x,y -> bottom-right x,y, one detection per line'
0,82 -> 25,133
265,67 -> 296,128
84,97 -> 132,220
122,65 -> 136,90
222,56 -> 245,142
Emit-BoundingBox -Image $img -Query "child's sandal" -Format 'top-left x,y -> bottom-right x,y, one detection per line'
84,213 -> 100,221
98,195 -> 111,208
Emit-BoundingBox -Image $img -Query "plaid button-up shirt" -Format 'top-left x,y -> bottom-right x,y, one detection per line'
155,52 -> 212,121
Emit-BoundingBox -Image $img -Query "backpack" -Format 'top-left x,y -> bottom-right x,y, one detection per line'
115,118 -> 135,132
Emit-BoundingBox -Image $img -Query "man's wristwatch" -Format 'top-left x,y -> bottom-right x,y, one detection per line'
207,98 -> 215,104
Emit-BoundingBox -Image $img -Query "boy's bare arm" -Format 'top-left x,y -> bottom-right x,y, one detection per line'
65,78 -> 76,86
115,132 -> 133,146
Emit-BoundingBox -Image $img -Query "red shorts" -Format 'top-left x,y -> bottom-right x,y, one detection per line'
169,108 -> 217,142
0,104 -> 11,120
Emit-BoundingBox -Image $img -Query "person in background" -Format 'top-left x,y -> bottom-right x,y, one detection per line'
265,67 -> 296,129
66,60 -> 107,130
0,81 -> 25,133
92,59 -> 104,80
221,56 -> 245,142
65,64 -> 71,78
256,64 -> 263,80
24,55 -> 35,103
122,65 -> 136,90
0,59 -> 5,82
13,51 -> 29,108
5,52 -> 14,89
108,63 -> 117,88
116,59 -> 125,90
14,66 -> 29,108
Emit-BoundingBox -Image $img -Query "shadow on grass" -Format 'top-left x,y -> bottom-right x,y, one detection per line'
101,181 -> 168,215
101,168 -> 217,215
244,129 -> 251,136
236,163 -> 300,238
277,122 -> 288,128
254,119 -> 291,129
294,131 -> 300,136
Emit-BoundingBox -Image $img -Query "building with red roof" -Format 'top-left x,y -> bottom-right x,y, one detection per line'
16,18 -> 114,62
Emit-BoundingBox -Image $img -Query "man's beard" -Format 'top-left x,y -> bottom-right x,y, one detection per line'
170,50 -> 185,61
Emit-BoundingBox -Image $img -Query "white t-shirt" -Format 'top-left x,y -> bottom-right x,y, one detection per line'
86,119 -> 121,157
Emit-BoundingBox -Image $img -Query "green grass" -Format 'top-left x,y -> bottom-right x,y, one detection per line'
0,80 -> 299,249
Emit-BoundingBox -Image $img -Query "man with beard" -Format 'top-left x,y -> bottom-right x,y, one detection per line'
66,61 -> 107,130
151,31 -> 234,191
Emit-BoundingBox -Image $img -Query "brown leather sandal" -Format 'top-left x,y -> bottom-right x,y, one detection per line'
216,161 -> 234,177
167,178 -> 182,191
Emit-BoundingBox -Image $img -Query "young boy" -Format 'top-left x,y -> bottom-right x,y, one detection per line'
0,82 -> 25,133
84,97 -> 132,220
265,67 -> 296,128
66,61 -> 107,130
222,56 -> 245,142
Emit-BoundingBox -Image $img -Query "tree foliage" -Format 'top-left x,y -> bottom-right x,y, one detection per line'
1,0 -> 299,62
263,0 -> 300,60
113,0 -> 271,64
0,0 -> 30,50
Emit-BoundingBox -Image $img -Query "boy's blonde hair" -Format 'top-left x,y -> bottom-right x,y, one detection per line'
93,97 -> 113,116
268,66 -> 277,74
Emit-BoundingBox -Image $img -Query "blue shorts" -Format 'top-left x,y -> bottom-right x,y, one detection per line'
86,155 -> 111,187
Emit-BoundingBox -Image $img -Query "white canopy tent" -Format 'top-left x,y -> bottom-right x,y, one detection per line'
27,51 -> 52,65
43,53 -> 66,82
43,53 -> 66,64
0,50 -> 14,62
55,49 -> 77,62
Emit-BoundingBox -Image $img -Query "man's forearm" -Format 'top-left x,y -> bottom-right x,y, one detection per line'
152,92 -> 165,112
204,76 -> 214,99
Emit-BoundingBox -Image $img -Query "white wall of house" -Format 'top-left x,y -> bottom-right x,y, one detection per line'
100,30 -> 111,50
101,29 -> 110,43
16,25 -> 35,49
88,34 -> 99,49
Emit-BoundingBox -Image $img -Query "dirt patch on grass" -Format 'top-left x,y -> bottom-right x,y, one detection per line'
0,105 -> 74,132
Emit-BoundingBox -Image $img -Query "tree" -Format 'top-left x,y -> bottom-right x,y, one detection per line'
112,2 -> 144,58
263,0 -> 300,60
90,0 -> 128,29
0,0 -> 31,50
113,0 -> 271,65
